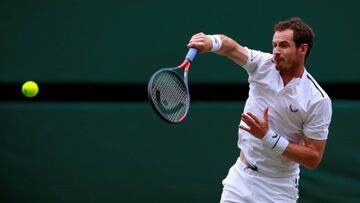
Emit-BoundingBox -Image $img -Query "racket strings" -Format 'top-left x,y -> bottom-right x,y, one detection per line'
150,71 -> 189,122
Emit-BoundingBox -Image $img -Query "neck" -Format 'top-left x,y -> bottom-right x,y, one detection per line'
280,65 -> 304,86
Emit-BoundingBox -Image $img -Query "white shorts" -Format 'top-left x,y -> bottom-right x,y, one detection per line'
220,158 -> 299,203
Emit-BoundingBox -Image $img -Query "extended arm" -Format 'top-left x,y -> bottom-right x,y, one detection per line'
187,32 -> 248,65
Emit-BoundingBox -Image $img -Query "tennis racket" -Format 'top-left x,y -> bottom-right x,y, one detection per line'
147,48 -> 198,124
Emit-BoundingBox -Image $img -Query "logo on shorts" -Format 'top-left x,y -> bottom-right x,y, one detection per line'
289,104 -> 299,112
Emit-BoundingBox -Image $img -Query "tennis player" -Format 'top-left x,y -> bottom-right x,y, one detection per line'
187,17 -> 332,202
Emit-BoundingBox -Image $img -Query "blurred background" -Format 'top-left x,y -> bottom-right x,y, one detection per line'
1,0 -> 359,202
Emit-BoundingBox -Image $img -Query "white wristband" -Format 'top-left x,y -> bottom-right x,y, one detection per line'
207,35 -> 222,52
262,129 -> 289,154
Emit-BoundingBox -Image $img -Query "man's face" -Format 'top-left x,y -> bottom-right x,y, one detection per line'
272,29 -> 301,73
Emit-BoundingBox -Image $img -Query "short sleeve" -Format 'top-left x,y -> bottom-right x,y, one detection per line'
242,48 -> 273,75
303,98 -> 332,140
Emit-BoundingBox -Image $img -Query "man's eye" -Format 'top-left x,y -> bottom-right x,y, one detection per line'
279,43 -> 289,48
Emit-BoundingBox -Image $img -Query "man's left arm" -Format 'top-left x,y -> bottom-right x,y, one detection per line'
287,98 -> 332,169
283,136 -> 326,169
240,107 -> 330,170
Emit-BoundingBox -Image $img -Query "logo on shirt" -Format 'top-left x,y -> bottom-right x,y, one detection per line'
289,104 -> 299,112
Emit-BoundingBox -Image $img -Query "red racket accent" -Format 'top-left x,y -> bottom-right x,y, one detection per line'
178,59 -> 191,71
178,114 -> 186,122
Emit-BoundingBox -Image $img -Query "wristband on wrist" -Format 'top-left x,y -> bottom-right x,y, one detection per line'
207,34 -> 222,52
262,129 -> 289,154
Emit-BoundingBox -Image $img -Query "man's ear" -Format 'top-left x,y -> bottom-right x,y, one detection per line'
300,43 -> 308,56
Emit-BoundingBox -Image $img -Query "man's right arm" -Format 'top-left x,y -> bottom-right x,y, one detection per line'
187,32 -> 248,65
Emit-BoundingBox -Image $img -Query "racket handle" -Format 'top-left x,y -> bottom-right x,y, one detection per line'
185,48 -> 198,62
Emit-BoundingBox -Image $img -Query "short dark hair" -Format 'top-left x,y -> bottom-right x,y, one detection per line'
274,17 -> 314,59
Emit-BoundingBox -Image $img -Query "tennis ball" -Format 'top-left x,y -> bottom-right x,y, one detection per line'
22,81 -> 39,98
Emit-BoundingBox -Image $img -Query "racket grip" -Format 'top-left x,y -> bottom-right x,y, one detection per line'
185,48 -> 198,62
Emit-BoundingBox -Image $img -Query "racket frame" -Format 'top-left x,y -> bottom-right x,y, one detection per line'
147,67 -> 189,124
147,48 -> 197,124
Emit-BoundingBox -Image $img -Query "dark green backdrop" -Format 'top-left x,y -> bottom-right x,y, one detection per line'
1,0 -> 359,83
1,101 -> 360,202
1,0 -> 360,202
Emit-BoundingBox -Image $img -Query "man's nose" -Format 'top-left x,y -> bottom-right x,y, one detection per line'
273,47 -> 280,55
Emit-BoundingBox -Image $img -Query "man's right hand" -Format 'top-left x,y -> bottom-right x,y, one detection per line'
187,32 -> 212,54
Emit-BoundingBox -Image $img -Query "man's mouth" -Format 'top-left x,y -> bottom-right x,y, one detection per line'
273,58 -> 283,64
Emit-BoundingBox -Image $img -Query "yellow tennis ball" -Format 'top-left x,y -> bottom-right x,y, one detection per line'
22,81 -> 39,98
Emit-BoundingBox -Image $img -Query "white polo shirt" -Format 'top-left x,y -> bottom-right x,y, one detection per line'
238,48 -> 332,178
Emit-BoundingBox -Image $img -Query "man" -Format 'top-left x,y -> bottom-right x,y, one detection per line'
187,17 -> 332,202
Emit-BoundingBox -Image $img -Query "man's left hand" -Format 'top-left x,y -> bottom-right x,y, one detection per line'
239,107 -> 269,139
